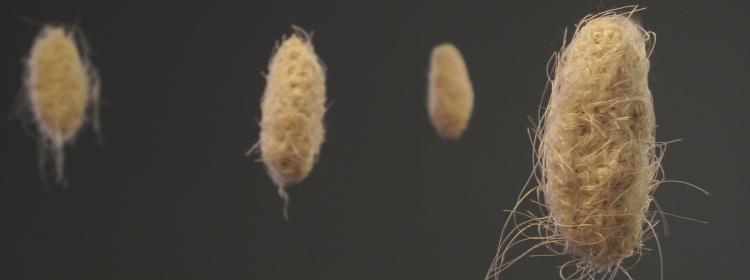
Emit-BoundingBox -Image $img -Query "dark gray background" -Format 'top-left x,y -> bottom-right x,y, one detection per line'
1,1 -> 747,279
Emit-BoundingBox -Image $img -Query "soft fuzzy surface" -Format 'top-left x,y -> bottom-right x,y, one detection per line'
543,12 -> 656,270
25,25 -> 100,184
427,43 -> 474,140
258,28 -> 326,219
486,7 -> 660,279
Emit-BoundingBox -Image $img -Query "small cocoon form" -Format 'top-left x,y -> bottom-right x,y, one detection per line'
427,43 -> 474,140
22,25 -> 100,184
487,8 -> 663,279
254,27 -> 326,219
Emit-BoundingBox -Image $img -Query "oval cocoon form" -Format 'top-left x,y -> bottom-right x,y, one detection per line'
24,25 -> 100,184
485,8 -> 664,280
542,13 -> 656,270
427,43 -> 474,140
257,28 -> 326,219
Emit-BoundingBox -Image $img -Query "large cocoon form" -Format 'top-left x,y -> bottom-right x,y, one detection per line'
24,25 -> 100,184
257,28 -> 326,219
486,8 -> 662,279
427,43 -> 474,140
543,13 -> 655,270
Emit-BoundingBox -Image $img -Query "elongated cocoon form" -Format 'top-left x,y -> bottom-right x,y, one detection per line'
427,43 -> 474,140
24,25 -> 100,184
486,9 -> 661,279
543,14 -> 656,270
257,28 -> 326,219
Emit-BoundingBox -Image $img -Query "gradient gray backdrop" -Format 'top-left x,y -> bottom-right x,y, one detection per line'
1,1 -> 747,279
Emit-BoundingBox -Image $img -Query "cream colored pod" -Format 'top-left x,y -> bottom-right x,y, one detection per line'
542,13 -> 656,271
427,43 -> 474,140
255,27 -> 326,220
23,25 -> 100,185
486,8 -> 661,279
